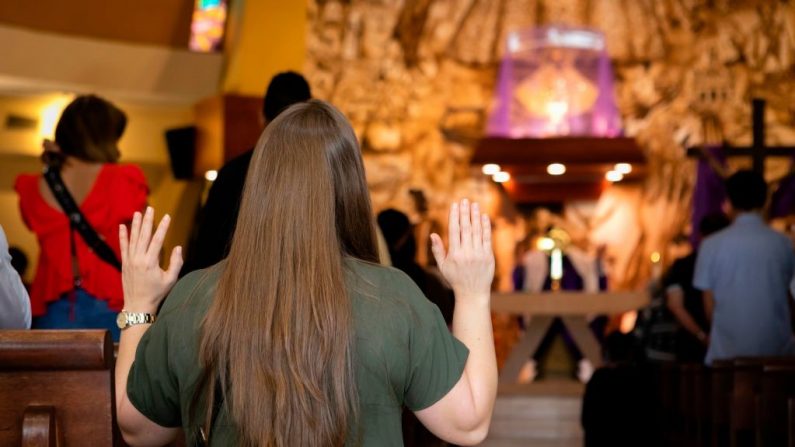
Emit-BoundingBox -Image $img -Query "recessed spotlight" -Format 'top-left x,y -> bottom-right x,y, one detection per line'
482,163 -> 501,175
614,163 -> 632,174
205,170 -> 218,181
493,171 -> 511,183
547,163 -> 566,176
605,170 -> 623,182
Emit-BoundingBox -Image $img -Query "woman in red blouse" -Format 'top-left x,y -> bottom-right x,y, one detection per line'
15,95 -> 148,341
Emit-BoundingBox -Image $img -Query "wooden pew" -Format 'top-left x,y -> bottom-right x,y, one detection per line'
0,330 -> 119,446
711,359 -> 733,447
756,364 -> 795,447
730,357 -> 795,447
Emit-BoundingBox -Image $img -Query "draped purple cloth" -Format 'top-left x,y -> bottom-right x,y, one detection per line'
486,26 -> 622,138
691,147 -> 727,247
770,156 -> 795,218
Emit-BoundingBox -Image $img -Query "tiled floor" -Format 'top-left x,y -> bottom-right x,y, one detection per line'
479,380 -> 584,447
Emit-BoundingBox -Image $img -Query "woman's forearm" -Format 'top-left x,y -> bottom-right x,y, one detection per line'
115,322 -> 154,415
452,295 -> 497,428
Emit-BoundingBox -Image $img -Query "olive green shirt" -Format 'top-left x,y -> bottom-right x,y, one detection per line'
127,258 -> 469,446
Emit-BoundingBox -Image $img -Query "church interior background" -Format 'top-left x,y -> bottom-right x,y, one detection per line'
1,0 -> 795,445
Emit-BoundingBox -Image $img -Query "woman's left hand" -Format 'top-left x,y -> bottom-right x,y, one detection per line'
119,207 -> 183,312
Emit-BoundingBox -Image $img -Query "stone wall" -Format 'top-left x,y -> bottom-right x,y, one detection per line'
305,0 -> 795,290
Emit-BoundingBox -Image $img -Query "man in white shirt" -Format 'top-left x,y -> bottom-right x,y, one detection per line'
0,225 -> 31,329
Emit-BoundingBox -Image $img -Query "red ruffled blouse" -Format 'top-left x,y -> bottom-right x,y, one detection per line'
15,164 -> 148,316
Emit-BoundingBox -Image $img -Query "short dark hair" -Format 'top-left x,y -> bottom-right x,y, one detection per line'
726,170 -> 767,211
699,213 -> 731,237
262,71 -> 311,122
55,95 -> 126,163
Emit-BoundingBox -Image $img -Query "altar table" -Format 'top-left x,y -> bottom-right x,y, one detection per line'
492,291 -> 649,384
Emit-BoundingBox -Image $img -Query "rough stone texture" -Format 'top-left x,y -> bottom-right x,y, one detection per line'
306,0 -> 795,295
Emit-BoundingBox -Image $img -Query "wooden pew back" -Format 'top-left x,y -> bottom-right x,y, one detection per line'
0,330 -> 118,447
757,365 -> 795,447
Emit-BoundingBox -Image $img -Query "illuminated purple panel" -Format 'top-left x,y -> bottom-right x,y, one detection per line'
486,26 -> 622,138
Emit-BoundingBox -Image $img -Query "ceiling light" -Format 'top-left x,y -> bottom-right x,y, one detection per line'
605,170 -> 623,182
547,163 -> 566,176
482,163 -> 501,175
492,171 -> 511,183
614,163 -> 632,174
204,170 -> 218,181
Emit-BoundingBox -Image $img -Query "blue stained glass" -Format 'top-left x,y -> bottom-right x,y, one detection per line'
198,0 -> 223,10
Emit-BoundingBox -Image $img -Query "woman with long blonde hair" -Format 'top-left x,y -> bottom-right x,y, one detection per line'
114,100 -> 497,446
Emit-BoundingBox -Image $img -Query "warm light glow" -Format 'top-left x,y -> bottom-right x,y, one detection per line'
204,170 -> 218,181
39,94 -> 73,139
615,163 -> 632,174
620,311 -> 637,334
536,237 -> 555,251
650,251 -> 661,263
605,170 -> 624,182
482,163 -> 501,176
493,171 -> 511,183
547,163 -> 566,176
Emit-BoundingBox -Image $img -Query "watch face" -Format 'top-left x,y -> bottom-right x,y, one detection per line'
116,312 -> 127,329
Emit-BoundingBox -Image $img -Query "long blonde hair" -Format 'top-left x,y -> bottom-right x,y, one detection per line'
197,100 -> 378,446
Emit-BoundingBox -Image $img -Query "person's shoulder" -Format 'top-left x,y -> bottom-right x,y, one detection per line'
159,261 -> 225,319
13,173 -> 39,195
106,163 -> 147,184
346,257 -> 417,285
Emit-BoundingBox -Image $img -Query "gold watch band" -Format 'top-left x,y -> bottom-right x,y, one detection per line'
117,311 -> 157,329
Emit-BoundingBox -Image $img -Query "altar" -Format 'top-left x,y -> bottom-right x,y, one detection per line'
492,290 -> 649,390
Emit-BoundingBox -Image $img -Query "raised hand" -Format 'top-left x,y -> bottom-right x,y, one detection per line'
430,199 -> 495,304
119,207 -> 183,312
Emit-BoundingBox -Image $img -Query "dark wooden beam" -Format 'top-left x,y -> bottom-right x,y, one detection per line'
502,181 -> 605,203
472,137 -> 644,165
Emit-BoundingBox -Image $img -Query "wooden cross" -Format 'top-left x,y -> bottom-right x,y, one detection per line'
687,99 -> 795,174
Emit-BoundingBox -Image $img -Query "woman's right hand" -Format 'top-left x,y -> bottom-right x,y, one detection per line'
430,199 -> 495,305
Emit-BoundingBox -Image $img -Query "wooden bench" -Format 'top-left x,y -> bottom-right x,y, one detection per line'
710,359 -> 733,447
0,330 -> 120,446
756,364 -> 795,447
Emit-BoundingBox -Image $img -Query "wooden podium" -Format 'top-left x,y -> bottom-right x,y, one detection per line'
492,291 -> 649,386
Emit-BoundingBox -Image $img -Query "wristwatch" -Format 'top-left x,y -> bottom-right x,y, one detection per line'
116,310 -> 156,330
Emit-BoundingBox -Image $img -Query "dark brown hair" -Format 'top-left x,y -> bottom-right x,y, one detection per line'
54,95 -> 126,163
198,100 -> 378,446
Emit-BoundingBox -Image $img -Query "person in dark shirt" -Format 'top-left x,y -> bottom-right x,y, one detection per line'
182,72 -> 311,274
377,209 -> 455,324
663,213 -> 730,362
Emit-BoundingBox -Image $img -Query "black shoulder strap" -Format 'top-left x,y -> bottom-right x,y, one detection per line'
43,166 -> 122,271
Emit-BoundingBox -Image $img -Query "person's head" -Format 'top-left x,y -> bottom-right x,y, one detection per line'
54,95 -> 126,163
699,212 -> 731,238
726,170 -> 767,213
262,71 -> 312,125
377,208 -> 417,265
603,331 -> 636,364
198,100 -> 377,446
